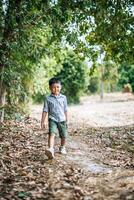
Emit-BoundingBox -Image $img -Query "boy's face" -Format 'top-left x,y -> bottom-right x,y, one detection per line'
50,83 -> 61,95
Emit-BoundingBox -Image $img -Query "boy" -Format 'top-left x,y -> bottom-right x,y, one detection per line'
41,77 -> 68,159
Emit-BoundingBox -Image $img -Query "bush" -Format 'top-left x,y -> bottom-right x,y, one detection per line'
88,77 -> 99,93
118,64 -> 134,92
56,51 -> 88,104
123,83 -> 132,93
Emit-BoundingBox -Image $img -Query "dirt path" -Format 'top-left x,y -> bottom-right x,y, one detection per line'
31,92 -> 134,127
66,136 -> 113,173
29,92 -> 134,199
1,93 -> 134,200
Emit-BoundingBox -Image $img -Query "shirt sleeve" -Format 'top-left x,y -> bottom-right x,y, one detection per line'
43,97 -> 48,112
64,96 -> 68,112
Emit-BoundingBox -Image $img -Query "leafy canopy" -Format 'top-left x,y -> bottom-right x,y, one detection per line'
57,50 -> 89,103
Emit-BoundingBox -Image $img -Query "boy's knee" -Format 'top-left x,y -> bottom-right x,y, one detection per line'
49,133 -> 55,138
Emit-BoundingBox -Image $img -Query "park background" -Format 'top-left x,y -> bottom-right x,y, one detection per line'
0,0 -> 134,120
0,1 -> 134,200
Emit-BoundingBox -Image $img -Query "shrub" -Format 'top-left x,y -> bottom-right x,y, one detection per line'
56,51 -> 88,104
88,76 -> 99,93
123,83 -> 132,93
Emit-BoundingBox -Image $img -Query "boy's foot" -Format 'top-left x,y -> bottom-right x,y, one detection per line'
45,148 -> 54,159
59,146 -> 67,154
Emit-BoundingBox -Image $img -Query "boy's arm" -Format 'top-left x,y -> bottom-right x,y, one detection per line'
41,96 -> 48,129
64,96 -> 68,124
64,111 -> 68,123
41,111 -> 47,129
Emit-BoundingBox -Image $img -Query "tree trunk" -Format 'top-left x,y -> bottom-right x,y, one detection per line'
0,87 -> 6,123
100,79 -> 104,99
0,0 -> 22,122
100,64 -> 104,99
0,65 -> 5,122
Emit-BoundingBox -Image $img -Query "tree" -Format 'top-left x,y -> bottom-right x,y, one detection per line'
32,48 -> 66,102
74,0 -> 134,63
99,61 -> 118,99
0,0 -> 73,121
56,51 -> 88,103
0,0 -> 89,121
118,63 -> 134,92
87,59 -> 118,98
88,76 -> 99,94
0,0 -> 134,121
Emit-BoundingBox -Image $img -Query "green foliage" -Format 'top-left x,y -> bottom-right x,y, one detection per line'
118,64 -> 134,92
0,0 -> 134,119
123,83 -> 132,93
83,0 -> 134,63
88,76 -> 99,93
32,50 -> 65,102
59,0 -> 134,64
102,61 -> 119,92
87,60 -> 119,94
56,51 -> 88,103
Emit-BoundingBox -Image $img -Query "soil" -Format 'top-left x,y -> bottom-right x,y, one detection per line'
0,92 -> 134,200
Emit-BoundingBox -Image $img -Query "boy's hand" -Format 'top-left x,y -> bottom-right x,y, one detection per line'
41,122 -> 46,130
66,121 -> 68,129
41,112 -> 47,130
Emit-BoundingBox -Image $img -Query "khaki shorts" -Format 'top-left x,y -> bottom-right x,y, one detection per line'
49,119 -> 68,138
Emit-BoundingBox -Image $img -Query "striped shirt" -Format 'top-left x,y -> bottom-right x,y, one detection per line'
43,93 -> 68,122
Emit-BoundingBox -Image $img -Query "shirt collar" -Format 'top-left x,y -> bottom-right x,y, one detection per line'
50,93 -> 62,98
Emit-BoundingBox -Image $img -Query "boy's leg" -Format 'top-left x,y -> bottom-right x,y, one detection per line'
60,137 -> 67,154
48,134 -> 55,148
61,137 -> 66,146
58,121 -> 68,143
58,122 -> 68,154
45,119 -> 58,159
45,134 -> 55,159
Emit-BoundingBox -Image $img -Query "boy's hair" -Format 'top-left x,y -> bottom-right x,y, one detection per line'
49,77 -> 61,86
